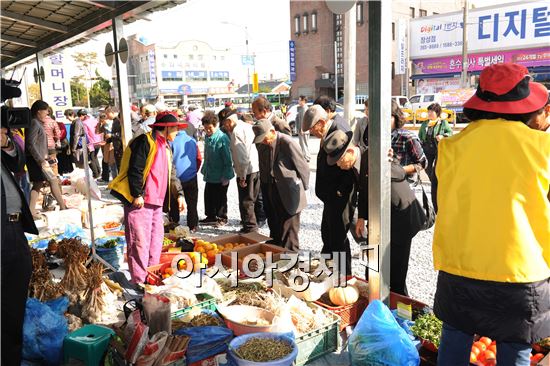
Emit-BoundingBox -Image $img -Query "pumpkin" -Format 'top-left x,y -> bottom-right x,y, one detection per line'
328,286 -> 359,306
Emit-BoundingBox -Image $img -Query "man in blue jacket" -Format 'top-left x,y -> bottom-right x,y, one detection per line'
170,129 -> 202,231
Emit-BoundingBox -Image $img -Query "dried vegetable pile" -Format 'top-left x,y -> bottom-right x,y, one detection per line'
29,248 -> 64,301
235,337 -> 293,362
57,237 -> 90,302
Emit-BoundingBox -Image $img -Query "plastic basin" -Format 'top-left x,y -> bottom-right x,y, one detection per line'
228,332 -> 298,366
218,305 -> 277,336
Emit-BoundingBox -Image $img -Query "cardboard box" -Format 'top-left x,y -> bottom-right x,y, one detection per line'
220,243 -> 288,273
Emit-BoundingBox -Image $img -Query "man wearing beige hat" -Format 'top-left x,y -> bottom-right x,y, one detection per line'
252,118 -> 310,251
302,99 -> 359,274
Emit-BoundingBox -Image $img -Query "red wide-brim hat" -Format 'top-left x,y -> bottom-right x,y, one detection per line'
464,63 -> 548,114
149,111 -> 188,130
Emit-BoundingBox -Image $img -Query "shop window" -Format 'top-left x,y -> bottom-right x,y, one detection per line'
392,22 -> 395,40
311,11 -> 318,32
294,15 -> 300,35
392,62 -> 395,80
356,2 -> 364,25
410,7 -> 415,18
303,13 -> 309,34
419,9 -> 427,17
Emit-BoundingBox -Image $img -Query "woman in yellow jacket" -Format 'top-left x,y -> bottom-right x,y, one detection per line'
433,63 -> 550,365
109,112 -> 185,284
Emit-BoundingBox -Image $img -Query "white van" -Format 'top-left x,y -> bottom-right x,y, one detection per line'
409,93 -> 442,112
392,96 -> 412,109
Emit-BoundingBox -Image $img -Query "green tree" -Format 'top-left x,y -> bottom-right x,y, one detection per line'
70,77 -> 88,107
89,72 -> 112,107
72,52 -> 98,108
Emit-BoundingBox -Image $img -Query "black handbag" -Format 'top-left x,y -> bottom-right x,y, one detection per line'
415,167 -> 436,230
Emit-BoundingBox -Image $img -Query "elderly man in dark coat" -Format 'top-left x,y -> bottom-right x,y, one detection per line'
252,118 -> 310,251
303,100 -> 359,275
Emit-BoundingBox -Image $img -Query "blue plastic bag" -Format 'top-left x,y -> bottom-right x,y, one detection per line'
349,300 -> 420,366
57,224 -> 90,245
95,237 -> 125,270
174,326 -> 233,363
23,297 -> 69,365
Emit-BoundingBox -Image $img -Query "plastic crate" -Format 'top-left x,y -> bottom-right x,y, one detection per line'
146,262 -> 173,285
315,295 -> 368,332
294,303 -> 341,366
171,294 -> 217,320
314,276 -> 369,331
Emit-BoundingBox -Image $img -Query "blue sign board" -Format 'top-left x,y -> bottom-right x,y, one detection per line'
241,55 -> 255,66
289,40 -> 296,82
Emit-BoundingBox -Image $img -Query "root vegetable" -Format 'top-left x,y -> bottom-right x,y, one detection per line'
58,238 -> 89,295
81,262 -> 106,323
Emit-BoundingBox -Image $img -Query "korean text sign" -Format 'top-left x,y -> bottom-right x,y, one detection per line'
43,53 -> 73,120
410,0 -> 550,59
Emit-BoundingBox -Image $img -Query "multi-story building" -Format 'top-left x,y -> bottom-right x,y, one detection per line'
126,35 -> 234,107
289,1 -> 463,100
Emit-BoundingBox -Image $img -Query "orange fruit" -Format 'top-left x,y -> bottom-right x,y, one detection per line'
177,260 -> 187,271
479,337 -> 492,347
477,351 -> 486,363
469,352 -> 477,363
531,353 -> 544,363
164,267 -> 175,276
471,346 -> 481,356
487,344 -> 497,354
474,341 -> 487,352
484,350 -> 496,360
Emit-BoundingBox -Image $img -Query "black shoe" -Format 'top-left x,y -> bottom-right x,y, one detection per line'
199,217 -> 218,225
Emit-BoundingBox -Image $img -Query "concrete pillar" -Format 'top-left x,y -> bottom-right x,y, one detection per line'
112,16 -> 132,146
366,0 -> 392,304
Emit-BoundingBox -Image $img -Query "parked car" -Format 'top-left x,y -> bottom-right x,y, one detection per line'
409,93 -> 442,112
392,96 -> 412,109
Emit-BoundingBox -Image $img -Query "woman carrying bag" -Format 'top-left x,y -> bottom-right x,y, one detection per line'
25,100 -> 66,217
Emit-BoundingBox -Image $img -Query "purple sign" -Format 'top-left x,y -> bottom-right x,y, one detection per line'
413,47 -> 550,75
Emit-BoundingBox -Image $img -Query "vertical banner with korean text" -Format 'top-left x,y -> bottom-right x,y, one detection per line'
289,40 -> 297,81
396,18 -> 407,75
43,52 -> 73,121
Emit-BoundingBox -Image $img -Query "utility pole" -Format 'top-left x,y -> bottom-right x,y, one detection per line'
461,0 -> 469,88
343,5 -> 356,124
245,26 -> 251,108
334,40 -> 338,100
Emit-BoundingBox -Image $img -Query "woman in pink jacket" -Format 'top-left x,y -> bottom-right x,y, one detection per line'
44,107 -> 61,175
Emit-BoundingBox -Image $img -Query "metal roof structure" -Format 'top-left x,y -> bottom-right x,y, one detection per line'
1,0 -> 186,68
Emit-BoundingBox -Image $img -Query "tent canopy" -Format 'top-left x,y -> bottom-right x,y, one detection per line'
1,0 -> 185,68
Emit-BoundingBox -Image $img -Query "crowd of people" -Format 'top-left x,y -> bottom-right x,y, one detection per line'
1,62 -> 549,365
